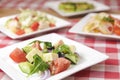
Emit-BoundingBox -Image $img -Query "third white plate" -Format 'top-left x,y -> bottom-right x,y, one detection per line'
69,13 -> 120,39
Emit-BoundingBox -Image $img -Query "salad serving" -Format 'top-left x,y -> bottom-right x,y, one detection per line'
5,9 -> 56,35
82,12 -> 120,36
9,39 -> 79,79
59,2 -> 94,13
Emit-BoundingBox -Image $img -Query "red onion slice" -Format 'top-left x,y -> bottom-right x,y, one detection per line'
28,70 -> 51,80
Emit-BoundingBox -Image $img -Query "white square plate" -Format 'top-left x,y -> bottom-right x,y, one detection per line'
44,0 -> 110,17
0,12 -> 71,39
69,13 -> 120,39
0,33 -> 108,80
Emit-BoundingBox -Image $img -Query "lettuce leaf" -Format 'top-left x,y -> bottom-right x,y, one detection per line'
29,54 -> 49,75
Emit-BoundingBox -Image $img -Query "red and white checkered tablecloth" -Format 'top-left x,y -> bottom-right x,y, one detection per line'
0,0 -> 120,80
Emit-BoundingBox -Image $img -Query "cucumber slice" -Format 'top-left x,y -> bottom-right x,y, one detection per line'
22,46 -> 33,54
65,53 -> 78,64
18,62 -> 33,74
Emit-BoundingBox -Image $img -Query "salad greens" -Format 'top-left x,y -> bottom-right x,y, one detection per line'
102,17 -> 114,23
29,54 -> 49,75
53,44 -> 72,54
19,54 -> 49,76
13,40 -> 79,77
5,9 -> 56,35
59,2 -> 94,13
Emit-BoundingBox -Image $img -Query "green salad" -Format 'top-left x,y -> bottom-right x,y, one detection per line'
9,40 -> 79,79
59,2 -> 94,13
5,9 -> 56,35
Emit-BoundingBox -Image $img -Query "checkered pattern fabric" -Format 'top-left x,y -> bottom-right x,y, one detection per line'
0,0 -> 120,80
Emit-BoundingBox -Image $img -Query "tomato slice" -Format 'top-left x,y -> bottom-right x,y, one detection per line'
14,17 -> 19,21
9,48 -> 27,63
114,26 -> 120,35
30,22 -> 39,31
50,58 -> 70,74
49,23 -> 55,27
113,19 -> 120,35
15,29 -> 25,35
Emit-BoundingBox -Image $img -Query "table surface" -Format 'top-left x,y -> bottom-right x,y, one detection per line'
0,0 -> 120,80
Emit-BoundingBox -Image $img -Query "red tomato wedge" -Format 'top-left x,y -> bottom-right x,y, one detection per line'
50,58 -> 71,74
49,23 -> 55,27
14,17 -> 19,21
9,48 -> 27,63
114,27 -> 120,35
113,19 -> 120,35
15,29 -> 25,35
30,22 -> 39,31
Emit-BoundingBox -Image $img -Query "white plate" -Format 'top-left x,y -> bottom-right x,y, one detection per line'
44,0 -> 110,17
0,33 -> 108,80
0,12 -> 71,39
69,13 -> 120,39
